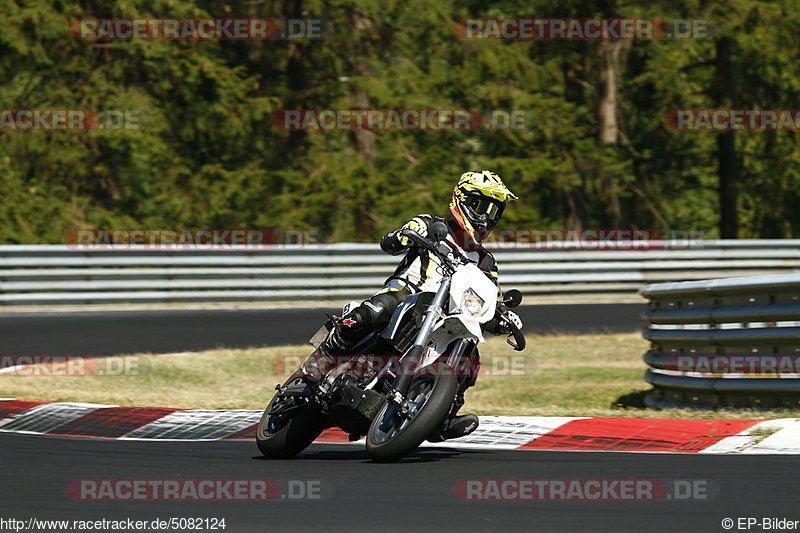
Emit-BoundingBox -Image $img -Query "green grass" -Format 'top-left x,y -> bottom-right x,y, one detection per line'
3,332 -> 800,419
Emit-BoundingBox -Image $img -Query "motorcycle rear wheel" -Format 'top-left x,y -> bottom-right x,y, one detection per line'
256,373 -> 326,459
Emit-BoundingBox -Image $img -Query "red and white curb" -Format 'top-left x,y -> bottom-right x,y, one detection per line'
0,399 -> 798,454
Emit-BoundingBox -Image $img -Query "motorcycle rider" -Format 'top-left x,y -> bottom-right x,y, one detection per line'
309,170 -> 523,441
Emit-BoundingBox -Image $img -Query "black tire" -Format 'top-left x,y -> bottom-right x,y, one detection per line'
366,364 -> 457,463
256,374 -> 326,459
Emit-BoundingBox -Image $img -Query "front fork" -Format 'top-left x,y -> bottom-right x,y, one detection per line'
446,338 -> 477,418
388,276 -> 452,402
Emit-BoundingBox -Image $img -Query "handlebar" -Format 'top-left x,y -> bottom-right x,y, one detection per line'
399,229 -> 460,272
401,227 -> 526,351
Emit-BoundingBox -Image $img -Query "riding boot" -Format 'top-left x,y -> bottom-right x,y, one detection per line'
426,390 -> 479,442
302,327 -> 351,381
427,414 -> 480,442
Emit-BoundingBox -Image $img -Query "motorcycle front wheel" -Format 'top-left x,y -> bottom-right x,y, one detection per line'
366,363 -> 457,463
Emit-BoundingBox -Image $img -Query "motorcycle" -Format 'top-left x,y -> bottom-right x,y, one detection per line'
256,221 -> 526,462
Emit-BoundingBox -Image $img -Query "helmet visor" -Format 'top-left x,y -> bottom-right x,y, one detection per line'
465,195 -> 504,223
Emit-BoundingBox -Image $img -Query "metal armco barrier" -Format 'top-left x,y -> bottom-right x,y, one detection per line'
0,239 -> 799,305
640,273 -> 800,408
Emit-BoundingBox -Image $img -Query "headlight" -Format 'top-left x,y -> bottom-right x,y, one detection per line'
462,288 -> 485,316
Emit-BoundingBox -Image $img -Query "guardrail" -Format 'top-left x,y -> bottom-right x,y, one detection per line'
1,240 -> 799,305
640,273 -> 800,409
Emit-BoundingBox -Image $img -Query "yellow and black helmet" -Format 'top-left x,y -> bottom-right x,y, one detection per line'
449,170 -> 517,243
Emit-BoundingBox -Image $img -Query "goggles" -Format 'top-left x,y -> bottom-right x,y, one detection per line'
463,193 -> 505,225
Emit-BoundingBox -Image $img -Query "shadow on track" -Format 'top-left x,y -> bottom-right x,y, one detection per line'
252,445 -> 489,463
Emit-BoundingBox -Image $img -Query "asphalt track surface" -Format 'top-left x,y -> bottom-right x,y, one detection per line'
0,303 -> 643,356
1,432 -> 795,532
